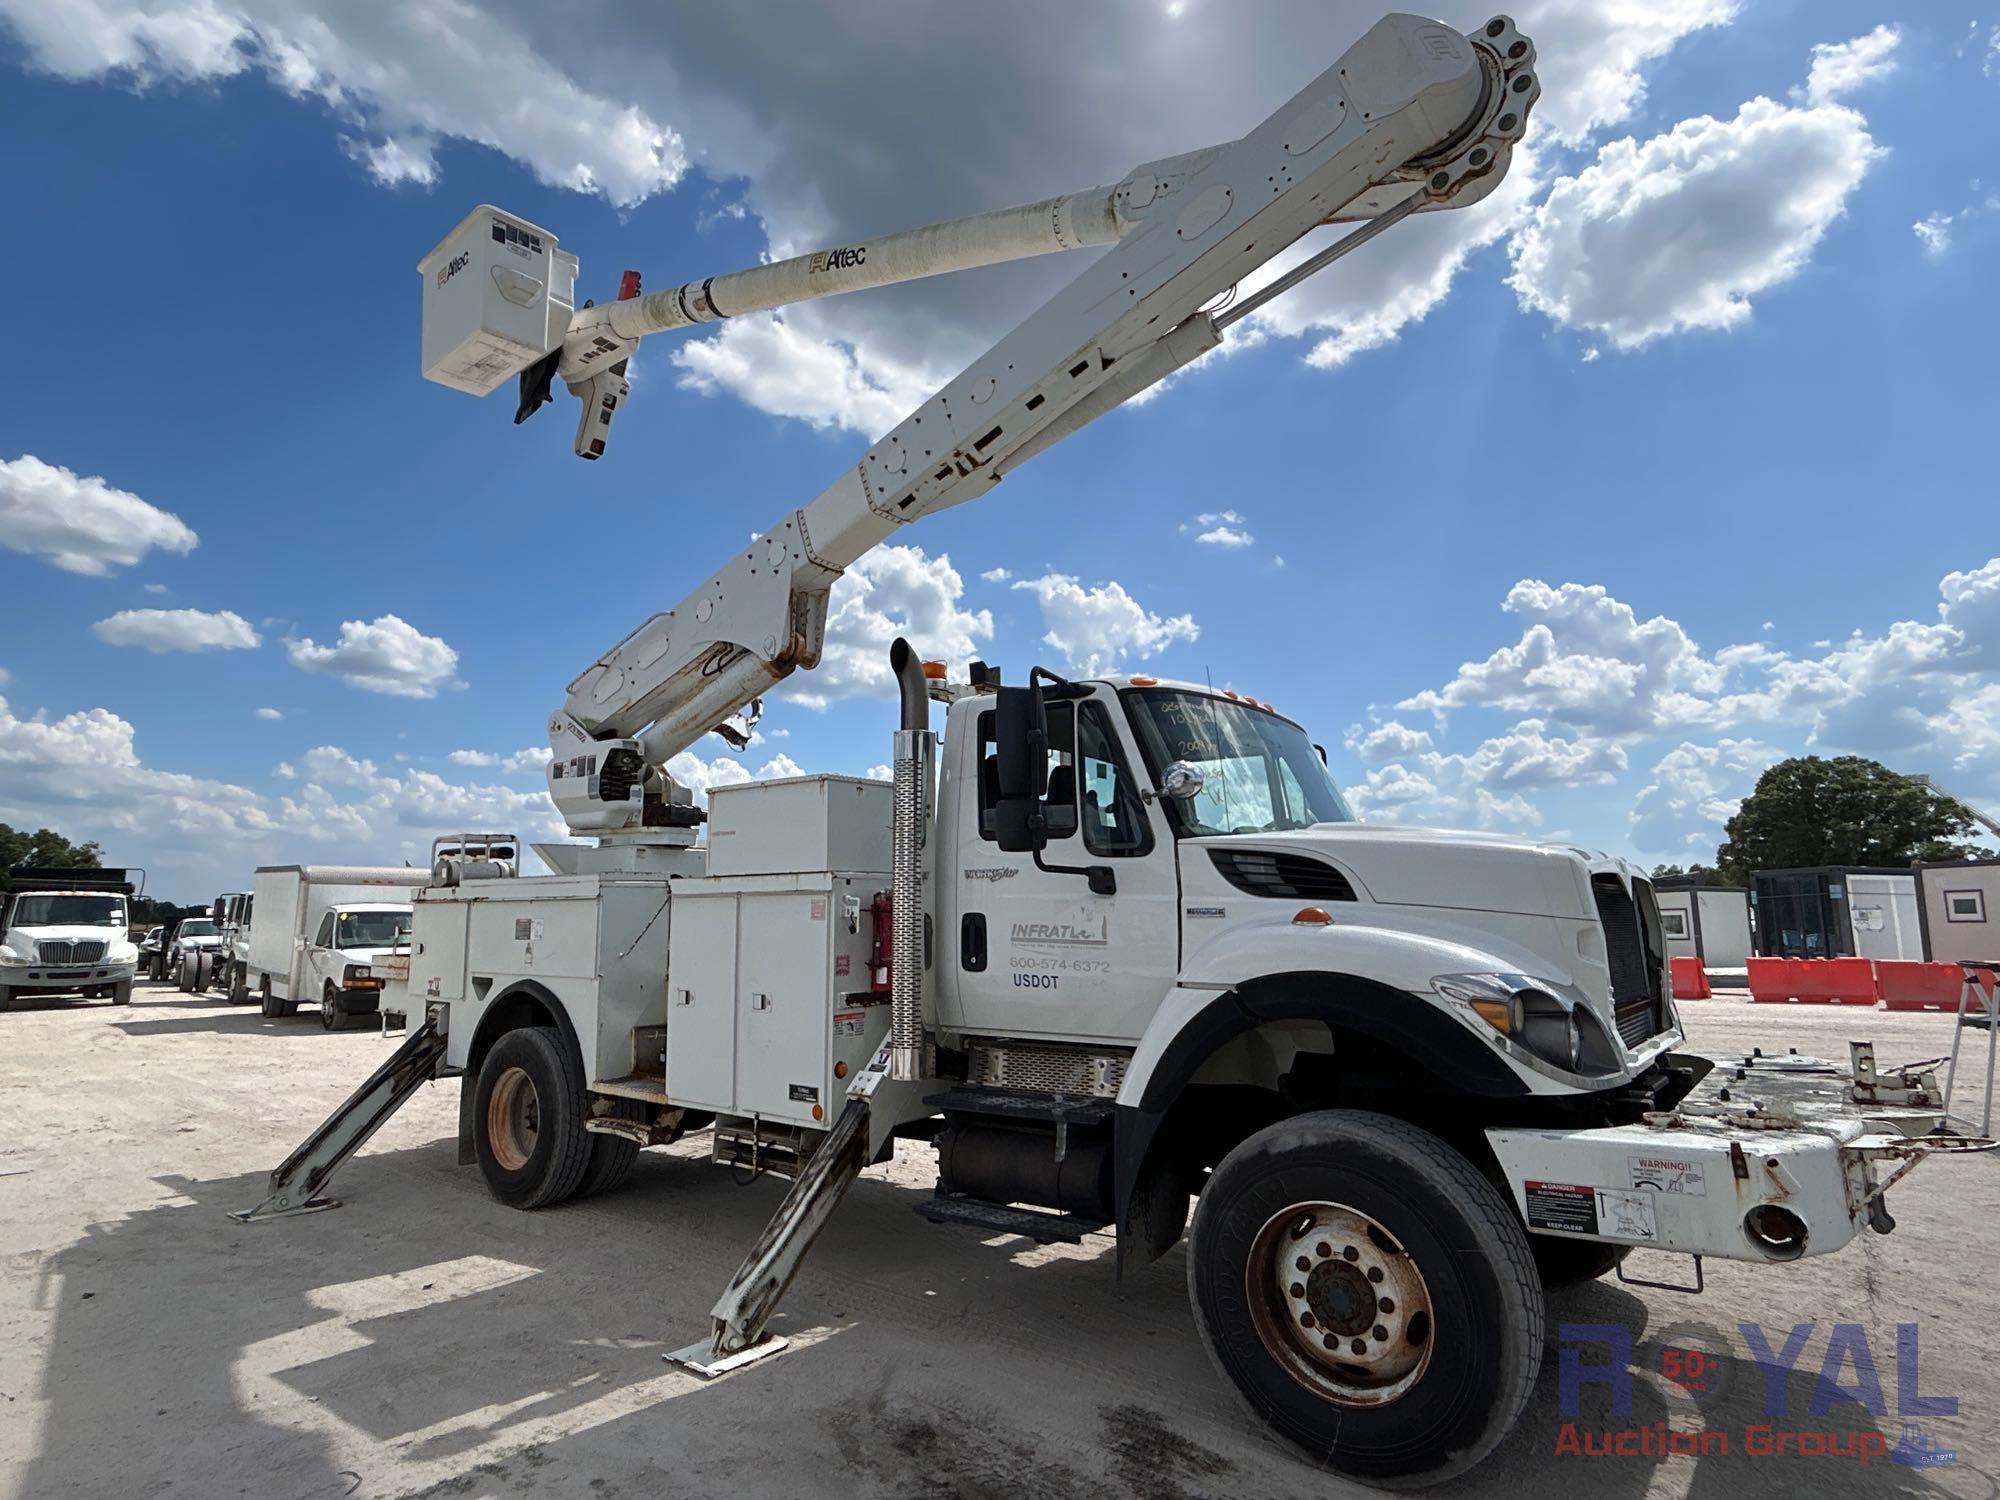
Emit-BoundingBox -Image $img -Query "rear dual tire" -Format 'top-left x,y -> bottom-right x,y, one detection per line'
1188,1110 -> 1544,1487
472,1028 -> 593,1210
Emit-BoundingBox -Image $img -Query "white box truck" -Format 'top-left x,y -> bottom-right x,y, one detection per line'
247,866 -> 429,1029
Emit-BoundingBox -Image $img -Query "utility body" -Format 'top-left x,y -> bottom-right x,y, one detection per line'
248,14 -> 1991,1484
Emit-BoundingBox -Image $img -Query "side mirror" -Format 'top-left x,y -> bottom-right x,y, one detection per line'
993,682 -> 1048,854
1159,760 -> 1206,801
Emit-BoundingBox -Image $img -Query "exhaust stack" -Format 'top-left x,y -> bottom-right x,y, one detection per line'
887,639 -> 934,1083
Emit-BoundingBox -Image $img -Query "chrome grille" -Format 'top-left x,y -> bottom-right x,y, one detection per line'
37,940 -> 106,965
966,1041 -> 1130,1098
1592,875 -> 1663,1047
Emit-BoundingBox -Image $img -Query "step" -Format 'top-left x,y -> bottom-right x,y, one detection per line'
922,1085 -> 1114,1126
915,1192 -> 1107,1245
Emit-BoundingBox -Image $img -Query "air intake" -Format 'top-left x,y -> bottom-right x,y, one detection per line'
1208,849 -> 1356,902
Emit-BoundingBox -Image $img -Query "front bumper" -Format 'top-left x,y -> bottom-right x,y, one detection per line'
1487,1046 -> 1994,1265
333,979 -> 384,1015
1,960 -> 137,992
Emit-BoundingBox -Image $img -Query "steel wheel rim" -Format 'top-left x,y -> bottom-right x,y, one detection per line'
1246,1200 -> 1434,1407
487,1066 -> 540,1172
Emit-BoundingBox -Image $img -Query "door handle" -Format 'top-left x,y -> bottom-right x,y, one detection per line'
961,913 -> 987,973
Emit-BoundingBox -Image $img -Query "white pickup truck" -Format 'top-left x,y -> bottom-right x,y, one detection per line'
0,868 -> 140,1010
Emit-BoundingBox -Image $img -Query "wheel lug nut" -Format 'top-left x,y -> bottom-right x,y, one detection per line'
1373,1324 -> 1389,1341
1323,1333 -> 1340,1350
1290,1283 -> 1305,1299
1300,1313 -> 1316,1329
1350,1338 -> 1367,1356
1379,1297 -> 1394,1313
1366,1267 -> 1383,1283
1296,1256 -> 1310,1273
1315,1242 -> 1332,1259
1343,1246 -> 1359,1262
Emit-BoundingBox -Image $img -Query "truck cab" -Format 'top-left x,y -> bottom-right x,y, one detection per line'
0,869 -> 140,1009
302,902 -> 412,1030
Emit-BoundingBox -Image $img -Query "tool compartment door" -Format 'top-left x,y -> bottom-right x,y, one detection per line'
734,892 -> 834,1126
664,891 -> 739,1115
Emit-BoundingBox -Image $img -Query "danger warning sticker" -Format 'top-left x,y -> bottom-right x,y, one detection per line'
1525,1181 -> 1598,1235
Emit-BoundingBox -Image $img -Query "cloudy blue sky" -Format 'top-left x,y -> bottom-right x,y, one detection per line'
1,0 -> 1995,899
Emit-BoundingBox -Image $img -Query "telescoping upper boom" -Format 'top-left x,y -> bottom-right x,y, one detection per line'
417,13 -> 1541,840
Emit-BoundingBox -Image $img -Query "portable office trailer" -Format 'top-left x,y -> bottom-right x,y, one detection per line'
1914,857 -> 2000,965
1751,866 -> 1921,961
1652,882 -> 1752,970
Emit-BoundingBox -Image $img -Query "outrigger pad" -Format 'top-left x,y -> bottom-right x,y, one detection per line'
665,1334 -> 789,1379
227,1195 -> 341,1225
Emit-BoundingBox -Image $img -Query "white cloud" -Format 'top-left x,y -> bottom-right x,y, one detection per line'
1010,574 -> 1197,676
1392,558 -> 2000,808
1346,719 -> 1623,830
0,0 -> 686,207
142,582 -> 169,595
448,747 -> 546,776
0,454 -> 197,576
1184,511 -> 1254,548
979,567 -> 1011,584
1400,578 -> 1728,737
791,545 -> 992,708
1508,65 -> 1884,348
254,707 -> 283,721
1914,210 -> 1956,255
1346,720 -> 1435,765
1801,24 -> 1900,106
1629,737 -> 1782,861
286,614 -> 458,698
91,607 -> 259,653
672,313 -> 934,437
863,763 -> 893,782
0,3 -> 1736,434
663,748 -> 808,807
0,691 -> 564,891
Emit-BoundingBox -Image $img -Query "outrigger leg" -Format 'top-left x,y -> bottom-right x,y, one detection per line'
229,1018 -> 448,1222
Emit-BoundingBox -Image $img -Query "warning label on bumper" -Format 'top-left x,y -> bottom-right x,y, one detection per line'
1525,1181 -> 1598,1235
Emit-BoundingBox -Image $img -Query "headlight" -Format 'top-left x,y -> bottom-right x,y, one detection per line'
0,948 -> 28,966
345,964 -> 372,982
1434,972 -> 1596,1074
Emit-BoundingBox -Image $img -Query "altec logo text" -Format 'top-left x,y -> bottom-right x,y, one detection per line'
1555,1321 -> 1959,1466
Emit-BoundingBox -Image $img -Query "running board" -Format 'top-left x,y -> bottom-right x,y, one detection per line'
916,1192 -> 1105,1244
229,1018 -> 447,1223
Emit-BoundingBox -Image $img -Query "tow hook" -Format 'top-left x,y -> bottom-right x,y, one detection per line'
1868,1193 -> 1896,1235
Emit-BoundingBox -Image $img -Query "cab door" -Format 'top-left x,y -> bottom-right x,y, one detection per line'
301,907 -> 336,997
945,688 -> 1178,1045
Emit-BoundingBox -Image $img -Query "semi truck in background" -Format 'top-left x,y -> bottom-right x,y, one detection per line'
0,867 -> 141,1010
247,865 -> 431,1028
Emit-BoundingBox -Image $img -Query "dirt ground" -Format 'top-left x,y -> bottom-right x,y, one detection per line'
1,981 -> 1996,1500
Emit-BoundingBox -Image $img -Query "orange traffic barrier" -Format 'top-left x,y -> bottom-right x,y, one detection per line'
1877,960 -> 1963,1012
1748,956 -> 1880,1005
1670,956 -> 1711,999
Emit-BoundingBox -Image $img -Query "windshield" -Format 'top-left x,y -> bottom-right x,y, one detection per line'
179,919 -> 217,937
1123,688 -> 1355,837
336,909 -> 411,949
10,894 -> 126,927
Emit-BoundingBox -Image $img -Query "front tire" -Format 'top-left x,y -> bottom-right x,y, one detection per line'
1188,1110 -> 1544,1487
228,962 -> 250,1005
111,981 -> 132,1006
472,1027 -> 591,1210
320,983 -> 342,1031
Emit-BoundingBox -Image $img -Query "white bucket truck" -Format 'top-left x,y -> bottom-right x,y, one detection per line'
247,864 -> 429,1029
237,14 -> 1993,1484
